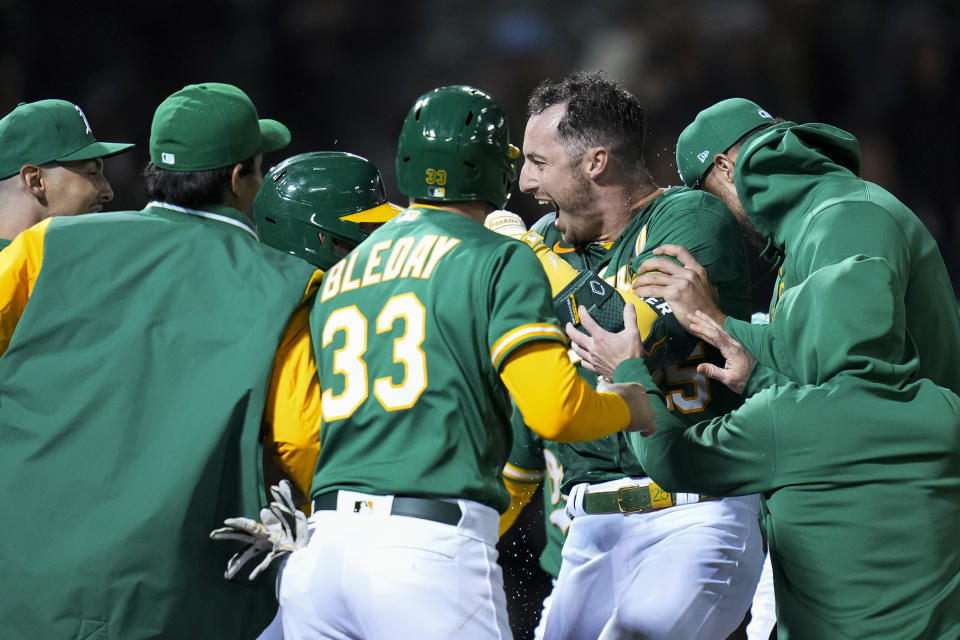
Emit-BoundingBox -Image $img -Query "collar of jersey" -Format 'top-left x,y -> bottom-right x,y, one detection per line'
146,201 -> 258,239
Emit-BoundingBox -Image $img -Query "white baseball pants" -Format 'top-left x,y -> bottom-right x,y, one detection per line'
276,491 -> 512,640
543,481 -> 763,640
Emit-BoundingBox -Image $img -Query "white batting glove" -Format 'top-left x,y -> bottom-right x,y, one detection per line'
484,210 -> 528,239
484,210 -> 546,251
210,480 -> 310,581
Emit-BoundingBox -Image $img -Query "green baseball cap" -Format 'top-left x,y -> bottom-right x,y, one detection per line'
676,98 -> 775,187
149,82 -> 290,172
0,99 -> 135,180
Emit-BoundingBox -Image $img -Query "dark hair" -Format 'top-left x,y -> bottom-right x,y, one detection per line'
143,156 -> 256,208
527,71 -> 649,179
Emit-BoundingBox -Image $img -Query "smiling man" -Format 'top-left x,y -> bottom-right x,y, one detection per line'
515,71 -> 762,640
0,99 -> 134,247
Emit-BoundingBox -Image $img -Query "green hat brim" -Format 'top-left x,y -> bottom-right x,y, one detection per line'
58,140 -> 135,163
258,119 -> 291,154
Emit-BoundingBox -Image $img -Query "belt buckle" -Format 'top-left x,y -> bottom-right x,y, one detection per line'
616,485 -> 644,513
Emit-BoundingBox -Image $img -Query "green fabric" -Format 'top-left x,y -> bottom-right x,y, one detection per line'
0,237 -> 10,250
534,188 -> 751,491
150,83 -> 289,171
0,203 -> 317,639
505,408 -> 567,578
630,256 -> 960,639
722,121 -> 960,398
0,99 -> 134,179
309,207 -> 564,513
675,97 -> 775,187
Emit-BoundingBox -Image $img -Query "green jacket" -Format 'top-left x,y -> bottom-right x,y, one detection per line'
722,122 -> 960,397
0,203 -> 317,639
627,256 -> 960,639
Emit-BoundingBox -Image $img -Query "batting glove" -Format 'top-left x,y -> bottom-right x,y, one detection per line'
210,480 -> 310,580
484,210 -> 545,251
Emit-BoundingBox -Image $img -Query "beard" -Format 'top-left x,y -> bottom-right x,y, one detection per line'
555,170 -> 597,246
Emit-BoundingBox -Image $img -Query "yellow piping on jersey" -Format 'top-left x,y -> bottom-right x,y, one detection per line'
503,462 -> 545,483
490,323 -> 565,370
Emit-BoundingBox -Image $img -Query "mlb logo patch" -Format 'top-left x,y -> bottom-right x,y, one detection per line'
428,186 -> 445,198
353,500 -> 375,514
161,152 -> 176,165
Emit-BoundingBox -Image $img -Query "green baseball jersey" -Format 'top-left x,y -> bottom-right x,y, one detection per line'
629,256 -> 960,638
309,206 -> 565,513
0,237 -> 10,250
534,187 -> 751,491
0,203 -> 317,639
504,407 -> 568,578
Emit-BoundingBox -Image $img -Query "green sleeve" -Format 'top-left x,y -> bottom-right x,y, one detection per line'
723,318 -> 792,395
615,358 -> 777,496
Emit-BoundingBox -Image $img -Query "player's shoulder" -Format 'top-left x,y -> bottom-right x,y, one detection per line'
653,186 -> 737,225
530,212 -> 560,239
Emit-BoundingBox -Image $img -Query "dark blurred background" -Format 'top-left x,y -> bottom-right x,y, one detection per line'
3,0 -> 956,636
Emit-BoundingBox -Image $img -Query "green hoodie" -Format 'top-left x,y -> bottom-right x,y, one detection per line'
624,256 -> 960,639
721,122 -> 960,397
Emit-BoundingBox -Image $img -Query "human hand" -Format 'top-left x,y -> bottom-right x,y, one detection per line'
209,480 -> 310,580
688,310 -> 755,394
596,378 -> 656,437
631,244 -> 724,330
566,304 -> 642,379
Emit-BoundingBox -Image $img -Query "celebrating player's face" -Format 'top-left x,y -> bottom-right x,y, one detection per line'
40,158 -> 114,215
519,104 -> 599,246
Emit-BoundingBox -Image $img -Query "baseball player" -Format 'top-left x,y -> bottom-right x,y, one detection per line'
515,71 -> 763,640
273,85 -> 656,640
0,82 -> 316,638
0,99 -> 133,247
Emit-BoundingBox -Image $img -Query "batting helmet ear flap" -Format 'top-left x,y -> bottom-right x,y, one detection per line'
395,85 -> 517,209
253,151 -> 402,269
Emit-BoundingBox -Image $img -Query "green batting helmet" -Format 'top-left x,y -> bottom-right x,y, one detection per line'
254,151 -> 403,269
395,85 -> 520,209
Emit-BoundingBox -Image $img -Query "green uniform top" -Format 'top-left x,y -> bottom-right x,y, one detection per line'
504,408 -> 568,577
627,255 -> 960,639
0,202 -> 317,639
309,206 -> 565,513
0,237 -> 10,250
722,122 -> 960,397
532,187 -> 751,491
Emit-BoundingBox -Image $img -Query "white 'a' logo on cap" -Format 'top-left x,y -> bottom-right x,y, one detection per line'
697,150 -> 710,163
75,106 -> 92,135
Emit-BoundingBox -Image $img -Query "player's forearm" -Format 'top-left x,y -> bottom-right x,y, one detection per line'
615,358 -> 773,495
500,341 -> 630,442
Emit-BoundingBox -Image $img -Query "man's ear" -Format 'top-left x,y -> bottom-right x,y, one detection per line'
583,147 -> 608,179
713,153 -> 736,182
20,165 -> 45,202
228,162 -> 246,197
